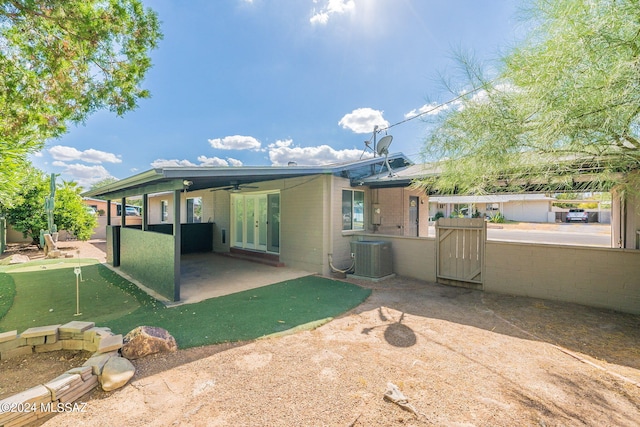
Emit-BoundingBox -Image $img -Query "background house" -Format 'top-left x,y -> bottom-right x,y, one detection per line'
428,194 -> 555,222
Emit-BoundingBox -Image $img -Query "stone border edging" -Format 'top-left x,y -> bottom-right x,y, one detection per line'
0,321 -> 133,427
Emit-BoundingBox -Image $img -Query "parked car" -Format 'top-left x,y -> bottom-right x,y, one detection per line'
125,206 -> 140,216
566,208 -> 588,223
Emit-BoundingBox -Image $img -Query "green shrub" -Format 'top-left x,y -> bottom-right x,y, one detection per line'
434,211 -> 444,220
489,212 -> 505,223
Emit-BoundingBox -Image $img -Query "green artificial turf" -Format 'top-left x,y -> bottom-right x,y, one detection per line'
0,260 -> 160,332
0,261 -> 371,348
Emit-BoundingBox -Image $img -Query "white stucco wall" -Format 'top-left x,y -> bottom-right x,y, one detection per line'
502,200 -> 551,223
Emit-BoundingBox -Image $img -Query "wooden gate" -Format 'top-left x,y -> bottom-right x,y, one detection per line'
436,218 -> 486,289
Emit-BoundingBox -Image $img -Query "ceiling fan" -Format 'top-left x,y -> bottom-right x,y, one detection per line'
210,181 -> 258,192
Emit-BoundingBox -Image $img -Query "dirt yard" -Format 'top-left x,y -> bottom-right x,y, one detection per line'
2,241 -> 640,426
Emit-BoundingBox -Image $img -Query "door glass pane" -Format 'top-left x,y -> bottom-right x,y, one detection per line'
234,196 -> 243,244
353,191 -> 364,230
267,193 -> 280,252
187,198 -> 194,223
258,196 -> 267,247
246,196 -> 255,246
342,190 -> 352,230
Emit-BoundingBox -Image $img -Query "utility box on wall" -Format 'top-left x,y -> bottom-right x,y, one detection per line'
372,204 -> 381,225
350,240 -> 393,278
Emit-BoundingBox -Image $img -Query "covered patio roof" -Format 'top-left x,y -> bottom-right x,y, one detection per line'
82,154 -> 414,199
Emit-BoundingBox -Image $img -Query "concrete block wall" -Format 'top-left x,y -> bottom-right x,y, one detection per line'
485,241 -> 640,314
0,321 -> 125,427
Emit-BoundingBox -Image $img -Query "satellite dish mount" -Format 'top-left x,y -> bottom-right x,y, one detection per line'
376,135 -> 396,178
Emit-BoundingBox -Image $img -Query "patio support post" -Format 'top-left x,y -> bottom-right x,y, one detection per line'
121,197 -> 127,227
106,200 -> 111,225
143,194 -> 149,231
173,189 -> 181,301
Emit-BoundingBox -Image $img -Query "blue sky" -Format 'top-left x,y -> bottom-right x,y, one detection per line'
32,0 -> 522,189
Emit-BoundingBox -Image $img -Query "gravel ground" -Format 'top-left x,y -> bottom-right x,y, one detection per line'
3,241 -> 640,426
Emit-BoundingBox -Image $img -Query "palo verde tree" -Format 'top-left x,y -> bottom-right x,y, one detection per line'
418,0 -> 640,195
2,168 -> 97,243
0,0 -> 162,204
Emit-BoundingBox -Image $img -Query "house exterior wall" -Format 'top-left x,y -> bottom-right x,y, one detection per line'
369,187 -> 428,237
6,225 -> 31,243
328,176 -> 368,275
484,241 -> 640,314
212,190 -> 231,253
501,200 -> 550,223
205,175 -> 332,274
146,190 -> 214,225
624,190 -> 640,249
279,175 -> 328,273
612,183 -> 640,249
430,200 -> 551,223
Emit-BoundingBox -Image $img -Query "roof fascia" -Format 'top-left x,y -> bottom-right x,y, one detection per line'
89,179 -> 186,200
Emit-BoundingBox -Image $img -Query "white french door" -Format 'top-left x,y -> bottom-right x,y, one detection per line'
232,193 -> 276,252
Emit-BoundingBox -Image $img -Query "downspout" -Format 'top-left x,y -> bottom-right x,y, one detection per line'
327,174 -> 333,275
621,192 -> 627,248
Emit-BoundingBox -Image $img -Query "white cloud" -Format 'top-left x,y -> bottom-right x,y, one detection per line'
338,108 -> 389,134
151,159 -> 197,168
268,141 -> 367,166
151,156 -> 245,168
208,135 -> 261,151
52,162 -> 114,189
49,145 -> 121,164
404,102 -> 452,119
197,156 -> 230,167
310,0 -> 356,25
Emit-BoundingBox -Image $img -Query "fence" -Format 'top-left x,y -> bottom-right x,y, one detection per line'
360,220 -> 640,315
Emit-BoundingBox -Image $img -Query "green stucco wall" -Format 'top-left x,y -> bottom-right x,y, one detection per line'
0,218 -> 6,254
120,227 -> 176,301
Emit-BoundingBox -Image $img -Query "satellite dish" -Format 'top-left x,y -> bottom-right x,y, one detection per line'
376,135 -> 393,156
375,135 -> 397,178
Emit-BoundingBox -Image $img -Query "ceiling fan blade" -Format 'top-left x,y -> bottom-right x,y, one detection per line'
210,186 -> 233,192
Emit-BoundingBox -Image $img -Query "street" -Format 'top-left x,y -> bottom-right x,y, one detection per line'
428,223 -> 612,247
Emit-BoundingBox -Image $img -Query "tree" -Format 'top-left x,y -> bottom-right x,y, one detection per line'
90,177 -> 119,191
419,0 -> 640,195
0,0 -> 162,203
55,180 -> 98,241
2,169 -> 97,243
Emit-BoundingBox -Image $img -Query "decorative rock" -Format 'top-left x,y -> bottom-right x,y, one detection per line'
8,254 -> 30,264
121,326 -> 178,360
100,356 -> 135,391
96,333 -> 123,353
0,330 -> 17,343
83,351 -> 118,375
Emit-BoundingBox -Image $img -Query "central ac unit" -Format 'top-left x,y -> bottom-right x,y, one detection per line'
350,240 -> 393,278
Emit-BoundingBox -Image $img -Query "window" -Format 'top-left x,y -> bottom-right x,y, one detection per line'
187,197 -> 202,223
342,190 -> 364,231
161,200 -> 169,222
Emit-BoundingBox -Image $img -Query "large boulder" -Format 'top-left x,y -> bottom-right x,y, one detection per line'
100,356 -> 135,391
121,326 -> 178,360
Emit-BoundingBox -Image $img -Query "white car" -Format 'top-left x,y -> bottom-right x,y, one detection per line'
566,208 -> 588,223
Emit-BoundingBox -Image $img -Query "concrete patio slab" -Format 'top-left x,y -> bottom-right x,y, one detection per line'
177,253 -> 312,305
